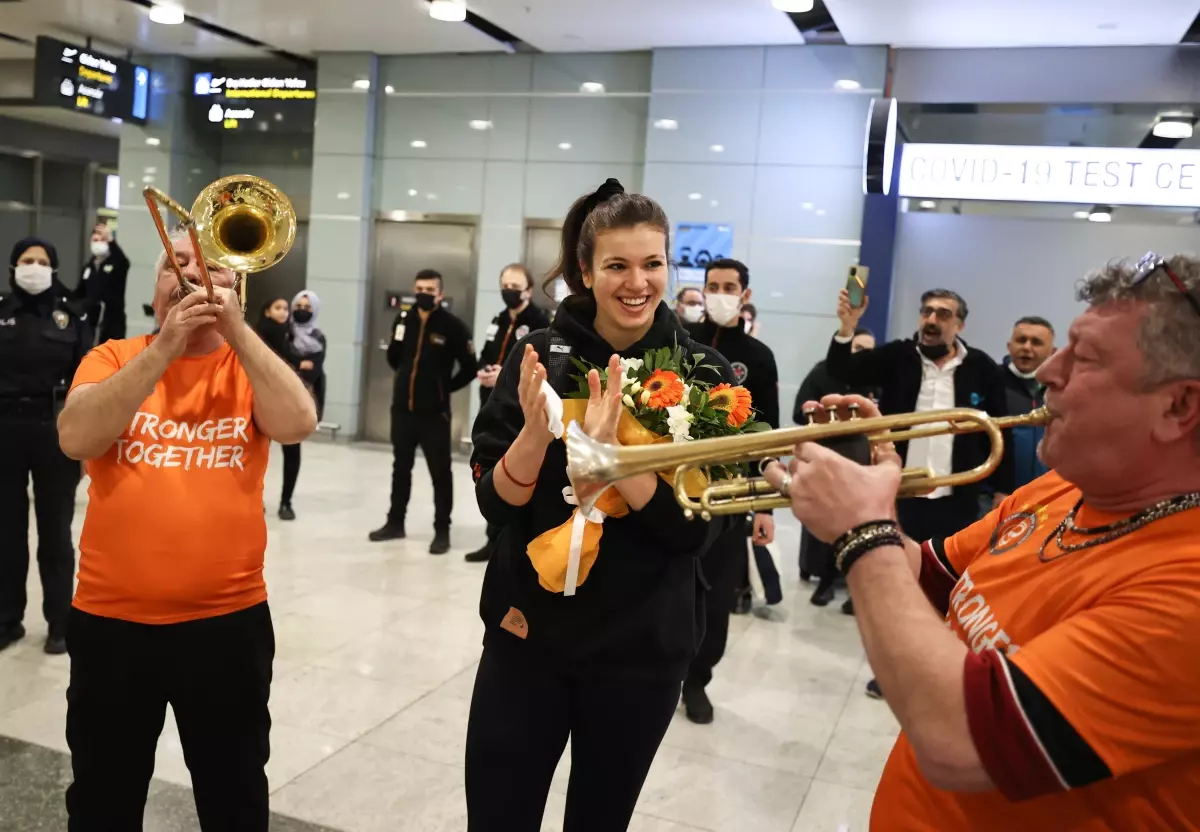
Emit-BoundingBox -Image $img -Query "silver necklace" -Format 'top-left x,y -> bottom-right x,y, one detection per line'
1038,492 -> 1200,562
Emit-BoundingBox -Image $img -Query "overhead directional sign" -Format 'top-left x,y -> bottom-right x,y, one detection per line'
33,36 -> 148,123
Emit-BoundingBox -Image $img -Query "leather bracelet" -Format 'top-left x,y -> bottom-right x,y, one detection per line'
834,520 -> 903,576
500,454 -> 537,489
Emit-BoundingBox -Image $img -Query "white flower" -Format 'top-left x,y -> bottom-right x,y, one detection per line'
666,404 -> 693,442
629,381 -> 643,394
619,357 -> 645,391
622,394 -> 635,408
619,357 -> 644,373
640,388 -> 651,406
681,383 -> 692,404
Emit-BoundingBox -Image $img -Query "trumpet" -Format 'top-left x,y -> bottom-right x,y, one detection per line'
565,406 -> 1050,519
143,174 -> 296,310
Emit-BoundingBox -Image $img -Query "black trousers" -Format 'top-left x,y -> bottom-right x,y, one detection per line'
0,417 -> 80,637
685,521 -> 746,690
465,646 -> 680,832
280,443 -> 301,505
896,492 -> 980,544
389,406 -> 453,531
65,602 -> 274,831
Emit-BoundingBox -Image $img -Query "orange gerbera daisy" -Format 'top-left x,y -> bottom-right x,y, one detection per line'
708,383 -> 753,427
643,369 -> 685,409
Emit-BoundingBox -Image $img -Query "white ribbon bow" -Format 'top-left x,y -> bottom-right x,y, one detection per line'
562,486 -> 607,596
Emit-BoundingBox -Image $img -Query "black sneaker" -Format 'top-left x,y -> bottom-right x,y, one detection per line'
429,532 -> 450,555
0,624 -> 26,652
732,589 -> 752,615
865,678 -> 883,699
278,503 -> 296,521
44,635 -> 67,655
841,598 -> 855,616
464,541 -> 493,563
369,524 -> 406,542
810,579 -> 835,607
681,683 -> 714,725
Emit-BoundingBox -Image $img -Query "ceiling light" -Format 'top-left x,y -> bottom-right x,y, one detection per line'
385,85 -> 395,95
688,192 -> 702,200
1073,210 -> 1090,219
579,82 -> 605,94
111,117 -> 123,124
274,112 -> 283,122
801,202 -> 814,210
816,208 -> 827,216
709,144 -> 724,153
408,189 -> 418,196
410,140 -> 427,148
426,193 -> 438,201
653,118 -> 678,130
336,192 -> 350,200
429,0 -> 467,22
772,0 -> 814,11
469,119 -> 493,130
1088,208 -> 1113,223
919,200 -> 937,209
145,137 -> 161,146
558,142 -> 572,150
710,200 -> 719,207
352,79 -> 370,90
1153,118 -> 1193,140
834,79 -> 861,91
148,3 -> 185,24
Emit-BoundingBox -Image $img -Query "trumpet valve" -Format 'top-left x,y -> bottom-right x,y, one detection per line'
802,406 -> 817,425
847,402 -> 860,420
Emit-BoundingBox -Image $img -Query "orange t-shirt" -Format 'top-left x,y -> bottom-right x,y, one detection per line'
70,336 -> 270,624
873,471 -> 1200,832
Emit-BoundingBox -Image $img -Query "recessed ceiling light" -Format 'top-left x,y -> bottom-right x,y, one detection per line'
111,117 -> 124,124
688,192 -> 702,200
142,175 -> 155,184
710,200 -> 719,207
145,137 -> 161,146
1073,210 -> 1090,219
410,140 -> 427,148
408,189 -> 418,196
148,3 -> 185,24
834,79 -> 862,91
1088,208 -> 1113,223
336,192 -> 350,200
274,112 -> 283,122
709,144 -> 724,153
772,0 -> 814,11
919,200 -> 937,209
653,118 -> 679,130
429,0 -> 467,22
816,208 -> 827,216
143,166 -> 157,174
801,202 -> 814,210
558,142 -> 572,150
352,79 -> 370,90
1153,118 -> 1194,140
385,85 -> 395,95
579,81 -> 605,94
469,119 -> 493,130
426,193 -> 438,200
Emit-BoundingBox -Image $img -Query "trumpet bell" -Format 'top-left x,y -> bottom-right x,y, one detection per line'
190,174 -> 296,274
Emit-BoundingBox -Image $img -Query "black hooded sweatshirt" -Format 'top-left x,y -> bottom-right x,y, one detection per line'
471,296 -> 735,682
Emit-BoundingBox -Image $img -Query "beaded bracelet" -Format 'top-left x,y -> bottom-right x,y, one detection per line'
834,520 -> 903,576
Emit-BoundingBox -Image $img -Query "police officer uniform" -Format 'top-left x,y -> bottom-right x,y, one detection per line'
0,237 -> 92,654
466,299 -> 550,563
371,298 -> 475,553
74,238 -> 129,344
681,316 -> 780,719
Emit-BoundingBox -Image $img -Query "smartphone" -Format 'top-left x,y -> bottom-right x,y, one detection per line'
846,265 -> 869,309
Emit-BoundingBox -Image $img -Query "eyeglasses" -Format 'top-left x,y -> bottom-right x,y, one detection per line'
919,305 -> 957,322
1132,252 -> 1200,318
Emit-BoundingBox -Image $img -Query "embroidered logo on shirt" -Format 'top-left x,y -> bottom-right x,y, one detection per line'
500,606 -> 529,639
970,391 -> 982,406
731,361 -> 749,385
515,325 -> 529,341
429,333 -> 446,346
52,310 -> 69,330
989,510 -> 1037,555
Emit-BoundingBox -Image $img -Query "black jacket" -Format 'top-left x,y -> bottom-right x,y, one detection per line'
684,320 -> 780,430
793,360 -> 879,423
471,297 -> 735,682
257,319 -> 327,421
387,306 -> 475,413
825,334 -> 1014,496
479,303 -> 551,371
74,240 -> 129,344
0,282 -> 91,418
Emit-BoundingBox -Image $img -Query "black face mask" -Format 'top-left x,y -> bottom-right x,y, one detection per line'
501,288 -> 525,310
415,293 -> 438,312
918,341 -> 951,360
292,309 -> 313,324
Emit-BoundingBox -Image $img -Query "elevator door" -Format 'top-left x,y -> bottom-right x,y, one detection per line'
364,220 -> 478,446
524,224 -> 565,311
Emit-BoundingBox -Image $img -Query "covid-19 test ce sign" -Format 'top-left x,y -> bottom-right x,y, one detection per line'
898,143 -> 1200,208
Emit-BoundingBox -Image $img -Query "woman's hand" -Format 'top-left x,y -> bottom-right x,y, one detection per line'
584,354 -> 623,445
517,344 -> 552,446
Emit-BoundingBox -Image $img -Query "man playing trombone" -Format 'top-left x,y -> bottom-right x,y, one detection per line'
765,254 -> 1200,830
56,230 -> 317,830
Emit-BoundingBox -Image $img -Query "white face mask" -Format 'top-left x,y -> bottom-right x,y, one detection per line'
14,264 -> 53,295
680,304 -> 705,324
91,241 -> 110,258
705,292 -> 742,327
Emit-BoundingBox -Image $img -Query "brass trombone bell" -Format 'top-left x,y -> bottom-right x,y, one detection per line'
565,406 -> 1050,520
143,174 -> 297,309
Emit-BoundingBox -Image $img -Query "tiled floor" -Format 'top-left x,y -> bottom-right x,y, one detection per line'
0,440 -> 896,832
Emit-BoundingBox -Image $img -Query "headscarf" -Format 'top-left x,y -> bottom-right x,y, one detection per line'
290,289 -> 324,356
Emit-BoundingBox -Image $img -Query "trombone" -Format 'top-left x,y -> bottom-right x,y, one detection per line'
565,406 -> 1050,519
143,174 -> 296,311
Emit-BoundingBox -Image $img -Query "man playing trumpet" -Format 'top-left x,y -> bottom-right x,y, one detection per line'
56,231 -> 317,830
765,253 -> 1200,830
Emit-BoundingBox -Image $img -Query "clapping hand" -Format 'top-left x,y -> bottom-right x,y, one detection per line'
583,354 -> 623,445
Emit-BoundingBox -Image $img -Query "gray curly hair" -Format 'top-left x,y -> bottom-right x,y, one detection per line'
1076,253 -> 1200,389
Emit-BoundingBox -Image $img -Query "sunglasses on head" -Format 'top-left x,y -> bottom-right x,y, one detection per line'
1132,252 -> 1200,318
